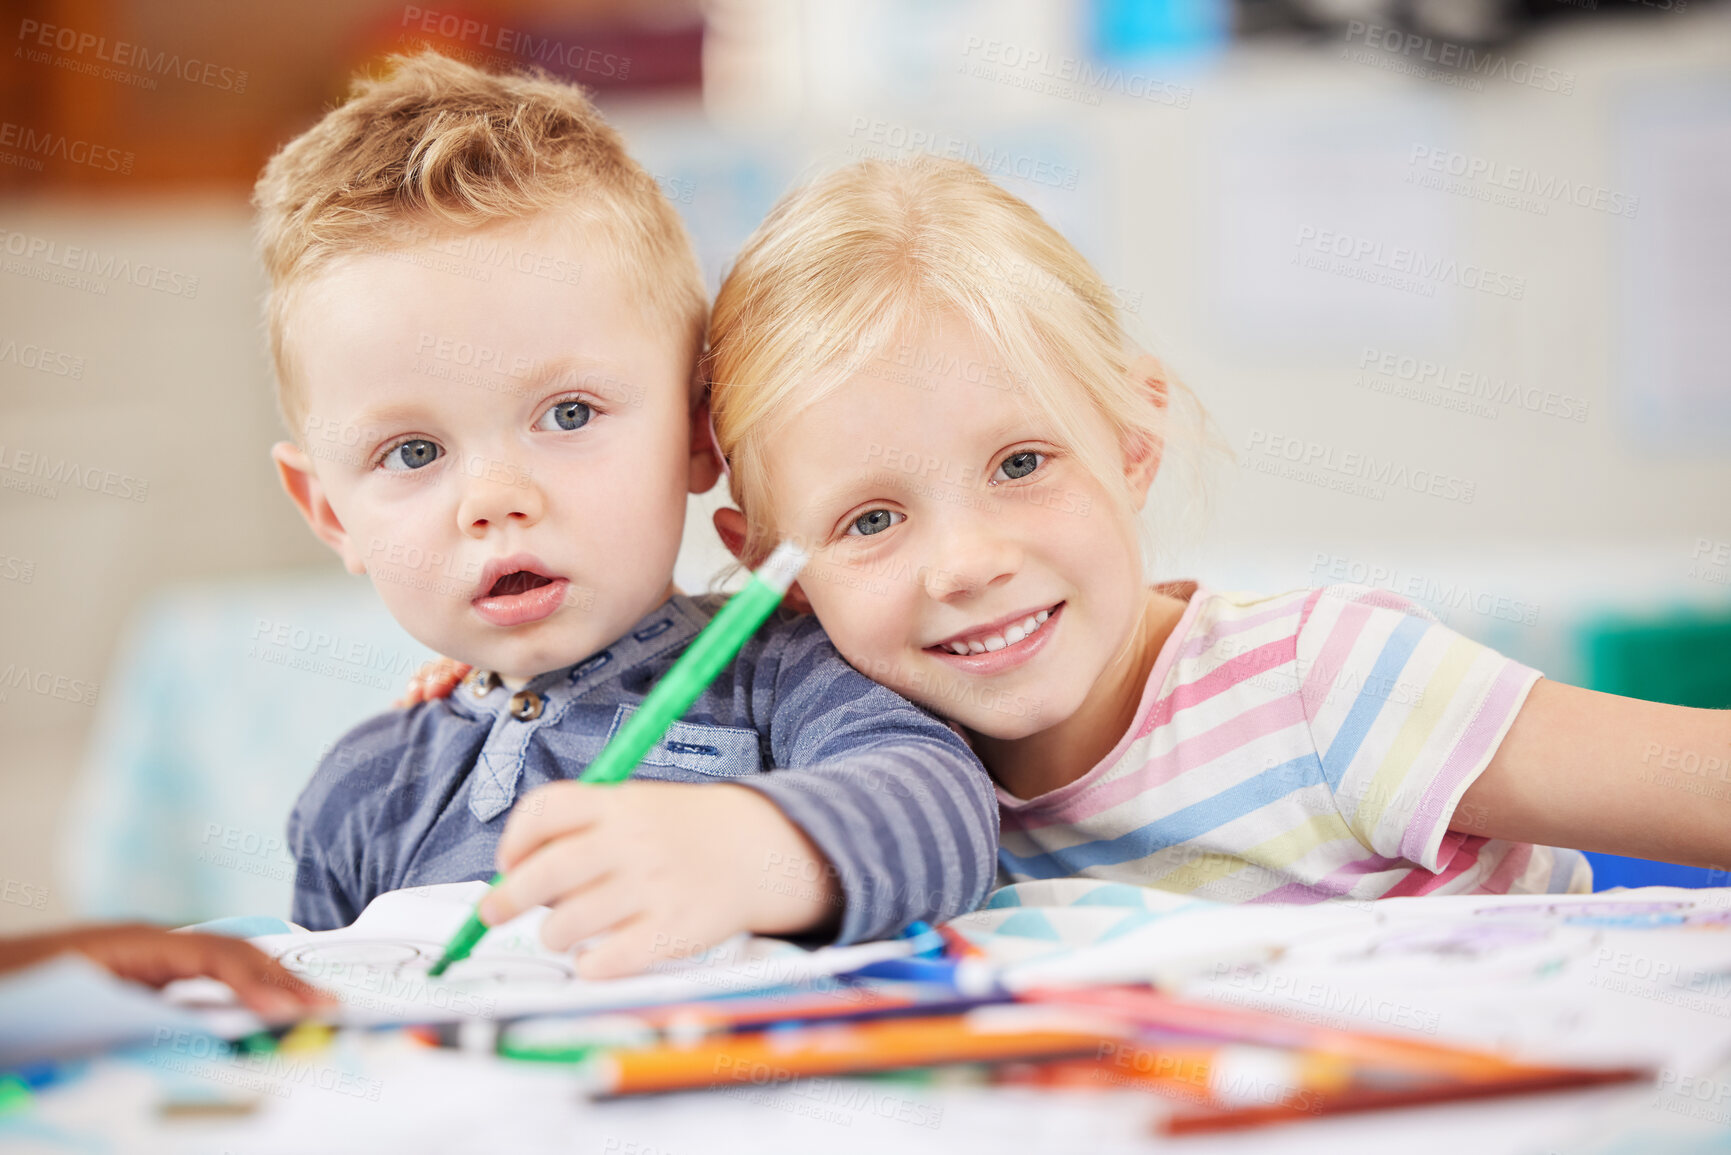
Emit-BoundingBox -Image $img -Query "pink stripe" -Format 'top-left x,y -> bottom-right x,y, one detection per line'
1025,695 -> 1308,829
1298,597 -> 1372,719
1142,695 -> 1307,789
1140,637 -> 1295,739
1175,599 -> 1305,661
1311,851 -> 1409,890
1474,841 -> 1533,894
1252,879 -> 1338,904
1277,849 -> 1414,903
999,587 -> 1213,818
1381,835 -> 1485,897
1400,661 -> 1539,863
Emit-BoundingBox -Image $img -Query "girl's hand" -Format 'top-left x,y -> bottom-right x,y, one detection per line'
0,924 -> 336,1021
478,781 -> 840,979
395,657 -> 472,707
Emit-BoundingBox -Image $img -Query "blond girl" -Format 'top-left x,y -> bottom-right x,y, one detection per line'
695,158 -> 1729,901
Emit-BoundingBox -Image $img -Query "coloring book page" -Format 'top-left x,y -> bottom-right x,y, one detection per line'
956,880 -> 1731,1069
167,881 -> 911,1033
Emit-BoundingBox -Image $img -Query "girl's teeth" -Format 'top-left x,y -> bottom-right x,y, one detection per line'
938,606 -> 1058,657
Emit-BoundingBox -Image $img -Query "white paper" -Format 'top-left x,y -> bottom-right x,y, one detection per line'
166,881 -> 913,1032
991,886 -> 1731,1069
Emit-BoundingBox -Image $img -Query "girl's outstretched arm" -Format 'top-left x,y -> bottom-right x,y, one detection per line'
1456,680 -> 1731,868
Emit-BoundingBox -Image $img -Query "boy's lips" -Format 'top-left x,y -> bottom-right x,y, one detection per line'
472,554 -> 570,627
923,602 -> 1063,675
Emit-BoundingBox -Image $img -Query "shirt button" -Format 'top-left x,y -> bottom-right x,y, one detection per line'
467,669 -> 500,697
508,690 -> 544,721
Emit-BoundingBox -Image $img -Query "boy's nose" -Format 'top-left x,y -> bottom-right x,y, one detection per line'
456,459 -> 544,536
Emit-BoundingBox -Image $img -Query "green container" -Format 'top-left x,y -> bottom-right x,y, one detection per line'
1582,608 -> 1731,709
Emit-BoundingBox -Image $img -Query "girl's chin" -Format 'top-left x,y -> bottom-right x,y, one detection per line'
959,715 -> 1051,742
924,675 -> 1074,740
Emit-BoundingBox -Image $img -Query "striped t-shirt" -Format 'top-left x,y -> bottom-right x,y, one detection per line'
997,583 -> 1591,901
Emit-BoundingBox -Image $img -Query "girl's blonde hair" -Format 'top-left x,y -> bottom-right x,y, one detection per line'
705,157 -> 1213,569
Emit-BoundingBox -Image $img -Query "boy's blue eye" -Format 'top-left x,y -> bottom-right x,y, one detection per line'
848,509 -> 903,537
995,451 -> 1042,481
382,439 -> 441,471
536,399 -> 592,432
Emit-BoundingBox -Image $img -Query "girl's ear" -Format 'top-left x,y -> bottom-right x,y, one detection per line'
1123,353 -> 1169,509
712,507 -> 814,614
713,506 -> 749,561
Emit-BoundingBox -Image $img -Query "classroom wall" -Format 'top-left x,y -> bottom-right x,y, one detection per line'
1,3 -> 1727,930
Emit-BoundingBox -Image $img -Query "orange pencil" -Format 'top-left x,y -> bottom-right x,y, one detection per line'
584,1007 -> 1128,1097
1005,1045 -> 1357,1101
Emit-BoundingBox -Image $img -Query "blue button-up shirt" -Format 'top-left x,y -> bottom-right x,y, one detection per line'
287,594 -> 999,944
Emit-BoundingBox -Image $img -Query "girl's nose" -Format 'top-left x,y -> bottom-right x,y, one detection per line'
923,520 -> 1021,601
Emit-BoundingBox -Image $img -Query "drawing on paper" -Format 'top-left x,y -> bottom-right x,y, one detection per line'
276,939 -> 578,988
1475,900 -> 1731,931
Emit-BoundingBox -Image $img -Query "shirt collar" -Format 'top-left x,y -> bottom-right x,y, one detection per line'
449,593 -> 710,716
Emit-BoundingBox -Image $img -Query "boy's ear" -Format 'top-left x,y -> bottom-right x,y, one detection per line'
1122,353 -> 1170,509
713,507 -> 813,614
688,396 -> 723,496
271,441 -> 366,575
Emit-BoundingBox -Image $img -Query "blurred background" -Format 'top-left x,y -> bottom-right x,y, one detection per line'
0,0 -> 1727,932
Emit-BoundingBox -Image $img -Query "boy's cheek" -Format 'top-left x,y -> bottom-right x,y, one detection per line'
336,534 -> 373,576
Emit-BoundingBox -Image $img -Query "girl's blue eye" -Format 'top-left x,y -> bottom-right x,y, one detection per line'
994,451 -> 1042,482
848,509 -> 903,537
382,439 -> 441,471
536,399 -> 592,432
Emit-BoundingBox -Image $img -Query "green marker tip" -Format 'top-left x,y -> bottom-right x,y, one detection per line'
427,873 -> 503,977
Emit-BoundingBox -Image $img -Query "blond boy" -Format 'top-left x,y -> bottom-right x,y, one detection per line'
255,53 -> 996,977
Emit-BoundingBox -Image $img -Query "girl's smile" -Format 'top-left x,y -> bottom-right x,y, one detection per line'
924,601 -> 1064,674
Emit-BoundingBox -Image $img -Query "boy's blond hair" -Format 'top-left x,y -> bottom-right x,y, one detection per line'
254,50 -> 706,433
706,157 -> 1211,568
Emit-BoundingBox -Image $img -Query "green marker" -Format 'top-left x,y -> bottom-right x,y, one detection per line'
426,541 -> 810,978
427,871 -> 503,977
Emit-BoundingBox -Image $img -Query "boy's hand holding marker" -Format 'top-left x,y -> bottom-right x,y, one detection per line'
480,779 -> 837,978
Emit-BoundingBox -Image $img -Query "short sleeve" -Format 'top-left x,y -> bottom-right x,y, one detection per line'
1294,585 -> 1541,871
